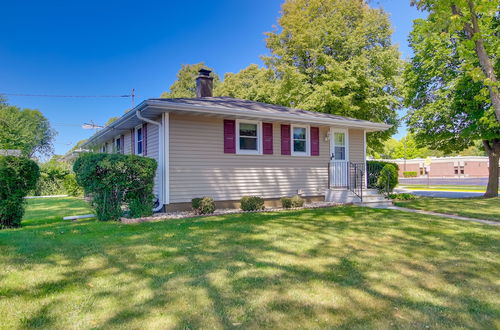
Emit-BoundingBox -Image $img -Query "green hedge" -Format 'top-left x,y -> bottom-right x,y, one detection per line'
367,160 -> 399,189
377,164 -> 398,193
403,171 -> 417,178
73,153 -> 157,221
0,156 -> 40,228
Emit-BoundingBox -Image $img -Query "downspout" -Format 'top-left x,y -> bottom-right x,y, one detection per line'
136,109 -> 164,212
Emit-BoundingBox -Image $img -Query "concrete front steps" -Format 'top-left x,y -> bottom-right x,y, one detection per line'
325,188 -> 393,207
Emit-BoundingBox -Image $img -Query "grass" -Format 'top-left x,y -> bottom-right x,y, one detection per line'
395,197 -> 500,222
0,197 -> 499,329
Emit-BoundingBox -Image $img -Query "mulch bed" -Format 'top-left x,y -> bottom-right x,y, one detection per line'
121,201 -> 347,224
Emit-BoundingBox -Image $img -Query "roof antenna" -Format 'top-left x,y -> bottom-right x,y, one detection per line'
131,88 -> 135,107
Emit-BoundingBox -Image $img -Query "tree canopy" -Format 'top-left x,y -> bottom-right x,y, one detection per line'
0,104 -> 55,158
405,4 -> 500,197
161,63 -> 220,98
411,0 -> 500,122
216,0 -> 402,151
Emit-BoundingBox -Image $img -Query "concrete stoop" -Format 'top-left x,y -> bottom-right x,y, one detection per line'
325,188 -> 393,207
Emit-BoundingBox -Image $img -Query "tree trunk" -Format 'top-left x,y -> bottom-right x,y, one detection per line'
483,139 -> 500,198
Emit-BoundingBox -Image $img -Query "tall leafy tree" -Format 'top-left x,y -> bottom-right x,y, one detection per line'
161,63 -> 220,98
405,12 -> 500,197
411,0 -> 500,122
0,104 -> 55,157
217,0 -> 402,151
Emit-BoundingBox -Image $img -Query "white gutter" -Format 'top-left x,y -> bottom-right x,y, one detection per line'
136,109 -> 164,212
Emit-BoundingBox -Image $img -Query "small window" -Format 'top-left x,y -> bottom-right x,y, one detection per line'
292,125 -> 309,156
237,121 -> 261,154
454,166 -> 459,175
136,126 -> 143,155
460,166 -> 464,175
115,137 -> 121,153
101,144 -> 106,153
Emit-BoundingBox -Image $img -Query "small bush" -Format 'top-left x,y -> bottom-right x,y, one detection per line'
389,193 -> 416,200
73,153 -> 157,221
240,196 -> 264,211
192,197 -> 203,211
63,173 -> 83,197
403,171 -> 417,178
0,156 -> 40,228
192,197 -> 216,215
377,164 -> 399,193
290,195 -> 305,207
280,197 -> 293,208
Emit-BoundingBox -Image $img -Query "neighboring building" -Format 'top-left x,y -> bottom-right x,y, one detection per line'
82,69 -> 391,211
386,156 -> 498,178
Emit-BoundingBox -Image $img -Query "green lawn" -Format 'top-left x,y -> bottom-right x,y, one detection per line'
0,197 -> 499,329
395,197 -> 500,222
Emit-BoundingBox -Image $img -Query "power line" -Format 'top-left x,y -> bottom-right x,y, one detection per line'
0,92 -> 132,98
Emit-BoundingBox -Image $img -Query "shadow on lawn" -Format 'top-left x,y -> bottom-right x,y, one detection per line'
2,206 -> 499,329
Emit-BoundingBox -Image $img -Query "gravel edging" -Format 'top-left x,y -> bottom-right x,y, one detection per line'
121,202 -> 347,224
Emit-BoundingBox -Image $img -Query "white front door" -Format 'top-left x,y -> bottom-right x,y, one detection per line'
330,128 -> 349,187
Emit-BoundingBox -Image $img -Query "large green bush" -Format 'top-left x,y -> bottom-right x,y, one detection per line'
367,160 -> 399,189
63,173 -> 83,197
240,196 -> 265,211
0,156 -> 40,228
73,153 -> 157,221
377,164 -> 398,193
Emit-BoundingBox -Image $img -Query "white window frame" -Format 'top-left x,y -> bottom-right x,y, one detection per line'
135,125 -> 143,156
114,135 -> 121,154
291,124 -> 310,156
236,119 -> 262,155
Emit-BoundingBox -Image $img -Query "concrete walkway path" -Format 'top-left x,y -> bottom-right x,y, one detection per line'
378,205 -> 499,226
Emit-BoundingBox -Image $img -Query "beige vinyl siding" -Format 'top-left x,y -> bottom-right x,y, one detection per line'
144,121 -> 160,196
123,131 -> 132,154
348,129 -> 364,164
169,113 -> 336,203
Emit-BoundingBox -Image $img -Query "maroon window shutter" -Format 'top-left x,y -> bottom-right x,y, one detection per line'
131,129 -> 135,154
281,124 -> 291,155
310,127 -> 320,156
143,123 -> 148,156
223,119 -> 236,153
263,123 -> 273,155
120,135 -> 125,154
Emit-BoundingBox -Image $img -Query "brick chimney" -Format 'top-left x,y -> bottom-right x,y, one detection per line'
196,68 -> 213,97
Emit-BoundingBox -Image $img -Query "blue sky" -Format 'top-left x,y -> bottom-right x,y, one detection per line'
0,0 -> 424,155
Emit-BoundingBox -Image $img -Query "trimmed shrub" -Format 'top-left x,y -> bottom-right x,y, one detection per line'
403,171 -> 417,178
0,156 -> 40,228
240,196 -> 264,211
73,153 -> 157,221
388,193 -> 416,200
377,164 -> 398,193
367,160 -> 399,190
192,197 -> 215,215
290,195 -> 305,207
63,173 -> 83,197
280,197 -> 293,209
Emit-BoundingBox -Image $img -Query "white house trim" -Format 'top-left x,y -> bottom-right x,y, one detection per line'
291,124 -> 310,157
235,119 -> 263,155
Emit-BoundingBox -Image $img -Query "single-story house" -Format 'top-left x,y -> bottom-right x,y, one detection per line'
82,69 -> 391,211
